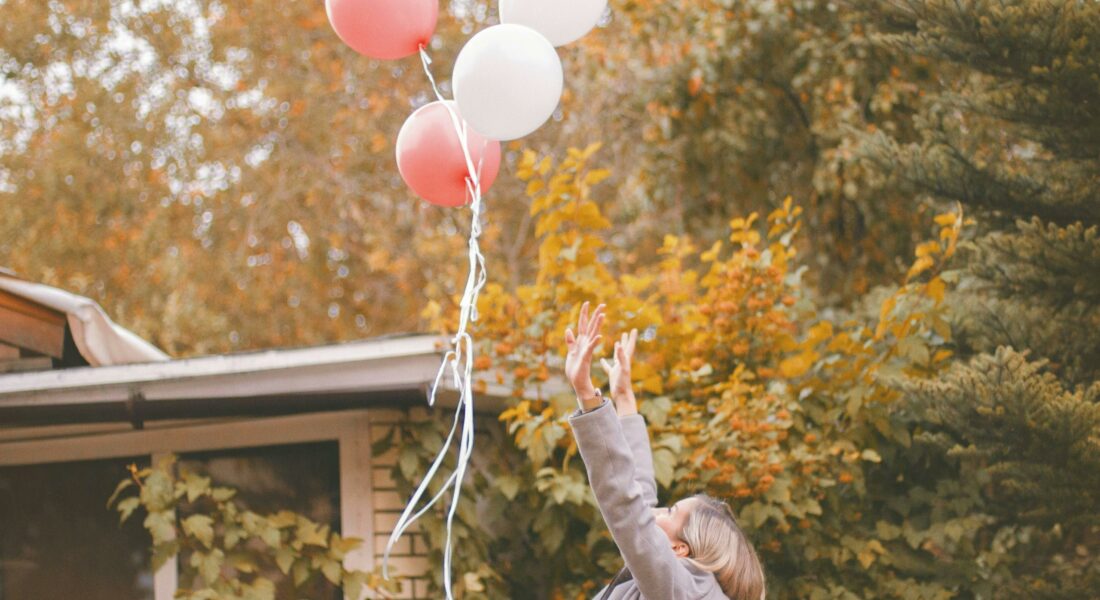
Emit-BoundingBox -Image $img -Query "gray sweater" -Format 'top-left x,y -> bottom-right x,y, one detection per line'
570,401 -> 727,600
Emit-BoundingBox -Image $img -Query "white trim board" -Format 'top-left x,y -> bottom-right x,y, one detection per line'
0,335 -> 447,401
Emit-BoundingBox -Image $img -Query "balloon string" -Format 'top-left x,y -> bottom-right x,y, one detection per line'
382,45 -> 488,600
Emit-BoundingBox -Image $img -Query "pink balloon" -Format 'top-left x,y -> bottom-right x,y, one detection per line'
325,0 -> 438,60
396,101 -> 502,207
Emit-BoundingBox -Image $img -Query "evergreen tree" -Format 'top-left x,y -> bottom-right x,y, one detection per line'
857,1 -> 1100,596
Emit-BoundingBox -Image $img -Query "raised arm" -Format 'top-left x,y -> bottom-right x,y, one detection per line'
600,328 -> 657,506
571,402 -> 710,599
620,413 -> 658,507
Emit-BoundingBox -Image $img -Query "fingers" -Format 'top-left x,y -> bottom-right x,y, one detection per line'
565,328 -> 575,347
589,311 -> 605,340
627,328 -> 638,356
599,358 -> 613,376
586,304 -> 606,339
616,341 -> 629,368
581,334 -> 602,362
577,301 -> 589,336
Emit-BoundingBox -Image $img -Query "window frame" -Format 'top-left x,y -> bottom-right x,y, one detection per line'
0,409 -> 375,600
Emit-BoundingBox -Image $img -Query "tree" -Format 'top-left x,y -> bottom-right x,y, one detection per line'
564,0 -> 943,300
856,1 -> 1100,595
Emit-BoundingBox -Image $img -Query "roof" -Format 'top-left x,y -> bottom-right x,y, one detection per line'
0,272 -> 168,367
0,335 -> 461,426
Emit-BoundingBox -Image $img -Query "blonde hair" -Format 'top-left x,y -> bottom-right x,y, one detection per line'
678,494 -> 766,600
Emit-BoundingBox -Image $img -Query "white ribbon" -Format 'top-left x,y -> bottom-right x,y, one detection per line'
381,45 -> 489,600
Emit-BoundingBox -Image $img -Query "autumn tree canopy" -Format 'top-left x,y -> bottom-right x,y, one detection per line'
3,1 -> 1099,599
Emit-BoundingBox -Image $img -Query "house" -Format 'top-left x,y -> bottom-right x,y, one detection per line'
0,272 -> 505,599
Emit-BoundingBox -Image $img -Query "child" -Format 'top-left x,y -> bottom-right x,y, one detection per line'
564,302 -> 766,600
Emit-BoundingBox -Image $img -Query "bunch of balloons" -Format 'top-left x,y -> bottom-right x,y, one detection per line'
325,0 -> 608,206
324,3 -> 607,599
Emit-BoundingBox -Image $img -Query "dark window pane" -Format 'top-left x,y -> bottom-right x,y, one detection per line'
0,457 -> 153,600
178,441 -> 340,599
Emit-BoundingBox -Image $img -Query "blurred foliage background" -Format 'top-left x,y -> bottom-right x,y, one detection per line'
3,0 -> 1098,598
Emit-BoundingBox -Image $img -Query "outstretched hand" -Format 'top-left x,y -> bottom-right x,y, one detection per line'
600,328 -> 638,414
564,302 -> 605,407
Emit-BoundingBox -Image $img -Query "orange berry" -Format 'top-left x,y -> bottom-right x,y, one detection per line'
474,355 -> 492,370
839,472 -> 854,484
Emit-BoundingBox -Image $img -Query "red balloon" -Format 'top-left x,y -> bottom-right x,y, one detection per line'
396,101 -> 502,207
325,0 -> 438,60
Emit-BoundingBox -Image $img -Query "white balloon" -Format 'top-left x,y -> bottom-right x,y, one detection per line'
500,0 -> 608,47
453,24 -> 563,141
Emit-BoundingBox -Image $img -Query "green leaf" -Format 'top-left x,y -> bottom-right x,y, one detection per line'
116,496 -> 141,524
398,448 -> 420,480
106,478 -> 134,508
861,449 -> 883,463
151,540 -> 180,571
198,549 -> 224,585
210,487 -> 236,502
141,470 -> 175,512
320,557 -> 342,585
143,511 -> 176,545
275,547 -> 295,575
897,336 -> 930,364
495,474 -> 522,501
639,396 -> 672,427
241,577 -> 275,600
343,571 -> 367,600
268,510 -> 297,529
329,533 -> 362,558
229,553 -> 257,574
240,511 -> 264,534
652,448 -> 676,487
296,518 -> 329,547
224,526 -> 243,550
292,558 -> 311,587
260,523 -> 282,549
183,472 -> 212,503
182,514 -> 215,548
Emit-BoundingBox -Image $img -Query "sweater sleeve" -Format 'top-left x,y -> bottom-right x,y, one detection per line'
570,401 -> 707,600
619,413 -> 659,508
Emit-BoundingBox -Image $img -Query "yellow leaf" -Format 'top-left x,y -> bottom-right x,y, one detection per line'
584,168 -> 611,186
906,256 -> 934,280
641,374 -> 664,394
858,540 -> 886,568
914,241 -> 940,258
526,179 -> 545,197
806,321 -> 834,346
580,142 -> 603,160
926,276 -> 945,303
934,212 -> 957,226
700,241 -> 722,262
779,351 -> 816,378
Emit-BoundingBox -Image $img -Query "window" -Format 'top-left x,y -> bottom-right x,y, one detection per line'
177,442 -> 341,599
0,410 -> 375,600
0,457 -> 153,600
